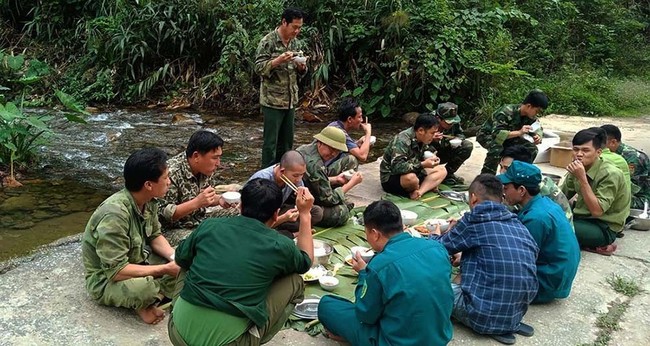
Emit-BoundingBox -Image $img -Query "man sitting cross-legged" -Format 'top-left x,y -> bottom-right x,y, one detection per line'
158,130 -> 239,246
248,150 -> 324,238
431,174 -> 538,345
560,128 -> 630,255
499,160 -> 581,304
82,148 -> 180,325
379,113 -> 447,200
168,179 -> 315,346
318,200 -> 454,345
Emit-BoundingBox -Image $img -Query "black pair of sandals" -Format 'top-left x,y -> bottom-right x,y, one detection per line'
489,322 -> 534,345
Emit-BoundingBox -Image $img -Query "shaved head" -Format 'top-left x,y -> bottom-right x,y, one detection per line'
280,150 -> 305,170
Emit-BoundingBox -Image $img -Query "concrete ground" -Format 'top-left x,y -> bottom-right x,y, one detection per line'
0,114 -> 649,346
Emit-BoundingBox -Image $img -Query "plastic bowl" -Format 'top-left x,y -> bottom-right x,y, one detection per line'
350,246 -> 375,262
222,191 -> 241,204
423,151 -> 435,159
342,170 -> 356,180
400,210 -> 418,225
369,135 -> 377,145
293,56 -> 307,64
449,138 -> 462,148
319,276 -> 340,291
425,218 -> 450,232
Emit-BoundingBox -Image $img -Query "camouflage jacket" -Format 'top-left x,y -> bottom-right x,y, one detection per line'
296,142 -> 347,207
616,142 -> 650,204
81,189 -> 161,300
476,104 -> 543,145
255,28 -> 307,109
539,176 -> 574,228
380,128 -> 436,183
158,152 -> 223,230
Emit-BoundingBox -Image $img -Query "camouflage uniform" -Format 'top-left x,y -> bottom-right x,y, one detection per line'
296,142 -> 351,227
616,142 -> 650,209
255,29 -> 307,167
324,121 -> 361,177
158,152 -> 239,246
476,104 -> 542,175
82,189 -> 176,310
380,128 -> 436,183
431,103 -> 473,178
539,176 -> 574,228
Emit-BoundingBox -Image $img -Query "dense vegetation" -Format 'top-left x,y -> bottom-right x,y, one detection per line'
1,0 -> 650,122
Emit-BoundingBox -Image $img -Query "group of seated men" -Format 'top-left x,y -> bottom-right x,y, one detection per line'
81,90 -> 648,345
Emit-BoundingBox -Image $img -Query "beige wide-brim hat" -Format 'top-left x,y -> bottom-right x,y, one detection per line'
313,126 -> 349,152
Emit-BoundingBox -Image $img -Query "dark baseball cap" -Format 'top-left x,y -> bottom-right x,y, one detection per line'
436,102 -> 460,124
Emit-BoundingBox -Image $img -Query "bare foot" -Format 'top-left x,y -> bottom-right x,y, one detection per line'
409,190 -> 421,200
136,305 -> 165,324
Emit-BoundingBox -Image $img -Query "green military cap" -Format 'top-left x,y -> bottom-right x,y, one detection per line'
314,126 -> 349,152
436,102 -> 460,124
497,160 -> 542,189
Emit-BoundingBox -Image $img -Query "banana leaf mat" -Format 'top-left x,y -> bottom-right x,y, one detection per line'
286,187 -> 469,335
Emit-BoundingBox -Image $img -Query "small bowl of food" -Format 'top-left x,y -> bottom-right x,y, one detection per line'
425,218 -> 450,232
423,151 -> 435,159
449,138 -> 462,148
222,191 -> 241,204
369,135 -> 377,145
292,56 -> 307,64
400,210 -> 418,225
319,276 -> 340,291
342,169 -> 356,180
350,246 -> 375,263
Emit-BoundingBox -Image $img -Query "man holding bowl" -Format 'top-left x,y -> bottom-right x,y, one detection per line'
431,102 -> 474,185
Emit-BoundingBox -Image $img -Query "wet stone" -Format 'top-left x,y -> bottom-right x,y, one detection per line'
11,221 -> 35,230
1,195 -> 38,211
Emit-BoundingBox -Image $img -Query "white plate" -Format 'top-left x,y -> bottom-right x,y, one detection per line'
301,265 -> 327,282
405,227 -> 422,238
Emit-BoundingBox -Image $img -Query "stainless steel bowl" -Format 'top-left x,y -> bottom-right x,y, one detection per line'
627,209 -> 650,231
313,239 -> 333,266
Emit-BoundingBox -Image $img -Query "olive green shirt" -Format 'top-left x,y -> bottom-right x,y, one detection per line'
601,148 -> 631,190
560,158 -> 631,232
81,189 -> 162,300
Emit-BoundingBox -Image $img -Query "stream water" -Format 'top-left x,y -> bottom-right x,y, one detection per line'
0,109 -> 404,261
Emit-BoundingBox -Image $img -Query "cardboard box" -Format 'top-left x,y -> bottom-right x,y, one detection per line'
550,142 -> 574,168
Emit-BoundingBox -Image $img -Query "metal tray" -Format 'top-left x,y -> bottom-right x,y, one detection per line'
293,297 -> 320,320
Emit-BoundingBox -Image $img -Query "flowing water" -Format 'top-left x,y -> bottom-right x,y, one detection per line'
0,108 -> 404,261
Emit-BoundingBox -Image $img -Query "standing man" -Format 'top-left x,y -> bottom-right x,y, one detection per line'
168,179 -> 315,346
318,200 -> 454,345
432,174 -> 538,345
477,89 -> 548,174
158,130 -> 238,246
560,128 -> 630,255
499,161 -> 580,304
324,98 -> 373,177
601,124 -> 649,209
248,150 -> 324,238
431,102 -> 473,185
380,113 -> 447,200
82,148 -> 179,325
297,127 -> 363,227
255,7 -> 307,168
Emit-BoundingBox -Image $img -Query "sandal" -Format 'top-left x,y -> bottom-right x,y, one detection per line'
489,333 -> 516,345
516,322 -> 534,337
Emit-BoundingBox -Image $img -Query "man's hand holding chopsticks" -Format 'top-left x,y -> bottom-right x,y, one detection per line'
295,187 -> 314,214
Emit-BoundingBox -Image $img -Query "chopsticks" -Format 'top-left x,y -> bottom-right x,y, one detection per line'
441,134 -> 456,139
280,174 -> 299,193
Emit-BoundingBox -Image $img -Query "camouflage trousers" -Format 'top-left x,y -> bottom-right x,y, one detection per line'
95,252 -> 177,310
478,137 -> 538,175
433,139 -> 474,176
163,207 -> 240,246
316,203 -> 351,228
168,274 -> 304,346
325,154 -> 359,177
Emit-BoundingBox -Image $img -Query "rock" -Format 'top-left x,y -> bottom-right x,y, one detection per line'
1,195 -> 36,211
85,107 -> 100,113
11,221 -> 35,229
301,110 -> 323,123
171,113 -> 197,126
402,111 -> 420,125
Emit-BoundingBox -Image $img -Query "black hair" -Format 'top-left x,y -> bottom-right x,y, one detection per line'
185,130 -> 224,159
572,127 -> 606,149
500,145 -> 534,163
469,174 -> 504,203
241,178 -> 283,223
124,148 -> 167,192
522,90 -> 549,109
338,98 -> 360,122
363,200 -> 403,236
282,7 -> 304,23
512,183 -> 541,196
413,113 -> 439,131
600,124 -> 622,142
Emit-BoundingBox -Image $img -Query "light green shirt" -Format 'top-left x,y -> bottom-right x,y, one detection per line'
601,148 -> 631,190
560,158 -> 631,232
